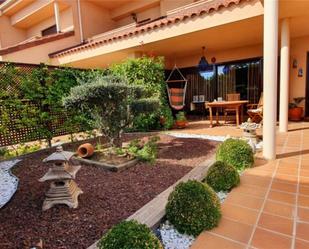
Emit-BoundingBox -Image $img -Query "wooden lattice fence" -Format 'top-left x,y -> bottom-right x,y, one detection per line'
0,62 -> 83,146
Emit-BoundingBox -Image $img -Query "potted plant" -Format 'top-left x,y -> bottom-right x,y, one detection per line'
288,97 -> 305,121
175,111 -> 188,129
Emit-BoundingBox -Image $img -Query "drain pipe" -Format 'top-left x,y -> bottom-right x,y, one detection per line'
77,0 -> 84,42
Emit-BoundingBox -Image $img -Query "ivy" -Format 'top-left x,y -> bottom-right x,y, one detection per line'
0,63 -> 92,146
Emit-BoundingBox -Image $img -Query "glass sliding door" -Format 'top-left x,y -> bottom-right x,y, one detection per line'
168,58 -> 263,113
216,59 -> 262,103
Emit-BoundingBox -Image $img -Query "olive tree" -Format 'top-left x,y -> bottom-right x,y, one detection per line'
63,76 -> 159,147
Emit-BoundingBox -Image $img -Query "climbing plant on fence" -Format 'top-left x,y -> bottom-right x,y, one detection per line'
0,62 -> 93,147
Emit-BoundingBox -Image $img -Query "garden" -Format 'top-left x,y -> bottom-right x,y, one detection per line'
0,58 -> 255,249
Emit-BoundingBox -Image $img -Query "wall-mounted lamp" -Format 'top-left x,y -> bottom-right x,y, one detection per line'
298,68 -> 303,77
292,59 -> 297,69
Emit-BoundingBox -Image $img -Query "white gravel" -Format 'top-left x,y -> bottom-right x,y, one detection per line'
159,221 -> 195,249
159,190 -> 229,249
217,191 -> 228,203
167,132 -> 226,142
0,159 -> 21,208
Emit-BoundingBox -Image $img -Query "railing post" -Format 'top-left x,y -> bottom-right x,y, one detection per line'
53,1 -> 61,33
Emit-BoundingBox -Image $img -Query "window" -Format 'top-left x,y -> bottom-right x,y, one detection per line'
41,25 -> 57,37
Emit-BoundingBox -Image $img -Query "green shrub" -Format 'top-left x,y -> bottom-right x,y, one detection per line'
64,76 -> 159,147
136,136 -> 160,164
127,138 -> 141,155
111,57 -> 173,131
204,161 -> 240,192
166,180 -> 221,236
216,138 -> 254,171
0,144 -> 41,160
98,220 -> 163,249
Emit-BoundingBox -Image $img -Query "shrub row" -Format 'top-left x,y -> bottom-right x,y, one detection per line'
98,138 -> 254,248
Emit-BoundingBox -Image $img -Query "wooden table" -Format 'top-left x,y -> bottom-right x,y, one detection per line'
206,100 -> 249,127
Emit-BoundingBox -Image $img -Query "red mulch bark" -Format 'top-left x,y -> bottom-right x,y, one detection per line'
0,135 -> 218,249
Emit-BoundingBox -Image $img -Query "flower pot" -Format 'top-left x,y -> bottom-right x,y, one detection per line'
175,120 -> 188,129
77,143 -> 94,158
288,107 -> 303,121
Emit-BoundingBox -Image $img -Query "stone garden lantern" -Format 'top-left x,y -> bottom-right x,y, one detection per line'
240,118 -> 261,144
39,146 -> 83,211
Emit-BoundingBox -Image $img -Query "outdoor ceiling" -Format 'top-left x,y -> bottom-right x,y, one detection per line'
69,15 -> 264,69
1,0 -> 35,16
142,16 -> 264,58
279,0 -> 309,19
88,0 -> 143,10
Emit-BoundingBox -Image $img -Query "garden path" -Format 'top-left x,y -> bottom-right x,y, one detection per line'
191,121 -> 309,249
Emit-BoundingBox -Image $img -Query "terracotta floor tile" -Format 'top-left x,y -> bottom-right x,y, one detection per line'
191,232 -> 245,249
271,181 -> 297,193
296,222 -> 309,241
257,213 -> 293,236
268,190 -> 296,205
300,185 -> 309,196
279,160 -> 298,168
210,218 -> 254,244
280,158 -> 301,164
240,174 -> 271,187
276,165 -> 299,176
244,168 -> 273,178
298,195 -> 309,208
251,164 -> 277,173
274,173 -> 298,184
251,228 -> 292,249
300,177 -> 309,187
263,200 -> 295,218
224,192 -> 264,210
221,203 -> 259,225
298,207 -> 309,222
301,163 -> 309,171
232,184 -> 268,198
301,159 -> 309,164
301,169 -> 309,178
295,239 -> 309,249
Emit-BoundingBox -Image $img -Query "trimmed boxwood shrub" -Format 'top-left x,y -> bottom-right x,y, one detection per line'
98,220 -> 163,249
204,161 -> 240,192
216,138 -> 254,171
166,180 -> 221,236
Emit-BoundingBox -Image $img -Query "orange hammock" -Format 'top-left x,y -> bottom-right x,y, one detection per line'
166,65 -> 187,110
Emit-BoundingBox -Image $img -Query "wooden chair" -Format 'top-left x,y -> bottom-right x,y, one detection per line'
247,92 -> 263,123
224,93 -> 240,124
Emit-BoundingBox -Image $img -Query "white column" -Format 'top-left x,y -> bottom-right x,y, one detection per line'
263,0 -> 278,160
53,1 -> 61,33
279,18 -> 290,133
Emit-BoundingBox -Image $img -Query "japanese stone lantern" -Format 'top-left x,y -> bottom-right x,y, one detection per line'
240,118 -> 261,144
39,146 -> 83,211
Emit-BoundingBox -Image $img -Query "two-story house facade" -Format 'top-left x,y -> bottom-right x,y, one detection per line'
1,0 -> 309,159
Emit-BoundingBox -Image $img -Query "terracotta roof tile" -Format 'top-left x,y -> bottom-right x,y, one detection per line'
49,0 -> 250,58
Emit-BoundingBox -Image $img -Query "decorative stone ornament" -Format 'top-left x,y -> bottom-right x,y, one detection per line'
240,118 -> 261,144
39,146 -> 83,211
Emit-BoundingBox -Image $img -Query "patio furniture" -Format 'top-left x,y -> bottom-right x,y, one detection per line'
224,93 -> 240,124
166,65 -> 188,110
247,93 -> 263,123
206,100 -> 249,127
